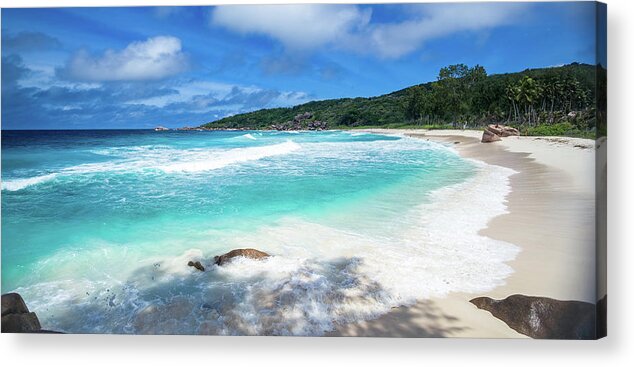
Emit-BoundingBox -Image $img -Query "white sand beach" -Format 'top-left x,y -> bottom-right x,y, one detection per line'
331,129 -> 600,337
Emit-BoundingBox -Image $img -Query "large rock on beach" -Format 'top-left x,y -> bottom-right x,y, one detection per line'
481,129 -> 502,143
470,294 -> 597,339
214,248 -> 270,266
487,124 -> 520,137
481,124 -> 519,143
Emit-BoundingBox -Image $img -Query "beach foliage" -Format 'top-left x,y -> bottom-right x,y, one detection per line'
201,63 -> 605,138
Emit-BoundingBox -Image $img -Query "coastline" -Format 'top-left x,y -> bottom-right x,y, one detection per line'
330,129 -> 597,337
2,128 -> 599,337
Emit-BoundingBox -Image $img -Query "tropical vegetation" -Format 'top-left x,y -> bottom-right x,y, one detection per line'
201,63 -> 606,138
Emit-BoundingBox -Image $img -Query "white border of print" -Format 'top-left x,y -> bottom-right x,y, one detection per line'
0,1 -> 632,367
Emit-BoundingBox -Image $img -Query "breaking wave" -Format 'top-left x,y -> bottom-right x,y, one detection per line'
2,173 -> 58,191
158,141 -> 300,173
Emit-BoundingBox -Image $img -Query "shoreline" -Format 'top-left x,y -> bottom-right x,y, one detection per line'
3,128 -> 599,337
330,129 -> 596,337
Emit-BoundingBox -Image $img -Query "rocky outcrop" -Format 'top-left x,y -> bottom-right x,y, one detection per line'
271,112 -> 328,131
2,313 -> 42,333
2,293 -> 43,333
306,120 -> 327,130
2,292 -> 29,316
481,124 -> 520,143
214,248 -> 270,266
187,260 -> 205,272
295,112 -> 313,121
470,294 -> 597,339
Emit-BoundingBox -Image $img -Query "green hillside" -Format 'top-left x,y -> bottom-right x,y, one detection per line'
201,63 -> 605,138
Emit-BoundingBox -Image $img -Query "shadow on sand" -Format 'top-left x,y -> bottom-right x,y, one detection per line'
329,299 -> 468,337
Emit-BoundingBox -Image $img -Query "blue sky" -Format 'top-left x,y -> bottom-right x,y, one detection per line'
2,2 -> 603,129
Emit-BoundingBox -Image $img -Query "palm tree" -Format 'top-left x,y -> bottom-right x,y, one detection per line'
509,76 -> 542,125
505,84 -> 521,123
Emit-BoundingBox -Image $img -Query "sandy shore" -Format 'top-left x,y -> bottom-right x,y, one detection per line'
331,129 -> 598,338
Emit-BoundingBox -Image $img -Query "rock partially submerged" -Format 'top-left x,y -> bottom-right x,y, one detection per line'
470,294 -> 598,339
2,292 -> 29,316
2,313 -> 42,333
2,293 -> 48,333
214,248 -> 270,266
187,260 -> 205,272
481,124 -> 520,143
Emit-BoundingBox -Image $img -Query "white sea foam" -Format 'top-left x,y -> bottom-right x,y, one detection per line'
241,133 -> 257,140
5,134 -> 518,335
196,159 -> 520,332
4,141 -> 303,188
1,173 -> 58,191
158,141 -> 300,173
11,147 -> 520,335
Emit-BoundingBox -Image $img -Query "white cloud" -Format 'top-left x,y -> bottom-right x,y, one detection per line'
363,3 -> 529,58
211,4 -> 371,50
211,3 -> 529,59
63,36 -> 188,81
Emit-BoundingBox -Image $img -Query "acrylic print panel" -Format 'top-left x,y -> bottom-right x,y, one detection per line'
0,2 -> 607,338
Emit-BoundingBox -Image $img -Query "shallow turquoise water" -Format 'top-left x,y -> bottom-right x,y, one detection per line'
1,129 -> 517,335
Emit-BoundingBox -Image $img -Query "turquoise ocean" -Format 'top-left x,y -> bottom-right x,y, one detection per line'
1,129 -> 518,335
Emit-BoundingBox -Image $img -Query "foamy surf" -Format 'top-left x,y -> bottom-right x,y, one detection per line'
3,130 -> 519,336
3,141 -> 303,184
159,141 -> 300,173
2,173 -> 58,191
10,154 -> 519,336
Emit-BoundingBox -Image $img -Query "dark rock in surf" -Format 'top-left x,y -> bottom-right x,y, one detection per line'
187,260 -> 205,272
2,292 -> 29,317
2,312 -> 42,333
214,248 -> 270,266
1,293 -> 45,333
470,294 -> 597,339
